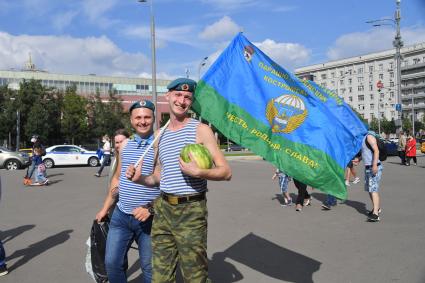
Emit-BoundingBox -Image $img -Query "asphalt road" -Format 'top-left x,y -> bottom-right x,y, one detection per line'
0,154 -> 424,283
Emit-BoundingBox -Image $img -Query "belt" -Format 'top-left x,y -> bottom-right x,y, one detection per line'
365,163 -> 381,169
161,192 -> 206,205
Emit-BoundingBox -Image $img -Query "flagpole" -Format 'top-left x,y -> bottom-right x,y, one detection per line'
134,119 -> 170,168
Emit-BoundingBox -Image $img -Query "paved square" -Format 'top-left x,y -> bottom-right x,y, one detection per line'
1,155 -> 424,282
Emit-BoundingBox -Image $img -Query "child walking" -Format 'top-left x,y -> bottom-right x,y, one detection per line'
272,168 -> 293,206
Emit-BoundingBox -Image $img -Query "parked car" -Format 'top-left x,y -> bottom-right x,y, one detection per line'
42,145 -> 99,168
0,146 -> 31,170
225,144 -> 246,152
19,148 -> 33,157
384,140 -> 398,156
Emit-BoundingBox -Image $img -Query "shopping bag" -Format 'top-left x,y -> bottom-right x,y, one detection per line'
89,218 -> 109,283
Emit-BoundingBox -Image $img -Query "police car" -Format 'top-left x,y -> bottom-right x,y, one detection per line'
42,145 -> 99,168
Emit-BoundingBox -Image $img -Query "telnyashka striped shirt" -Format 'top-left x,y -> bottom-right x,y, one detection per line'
159,119 -> 207,195
117,135 -> 159,214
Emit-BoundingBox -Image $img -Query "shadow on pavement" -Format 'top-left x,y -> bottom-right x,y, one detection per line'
0,225 -> 36,244
210,233 -> 321,283
6,229 -> 73,272
311,192 -> 368,216
46,180 -> 63,185
129,233 -> 319,283
46,173 -> 64,178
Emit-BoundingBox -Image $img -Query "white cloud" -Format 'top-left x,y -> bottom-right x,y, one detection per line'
81,0 -> 120,28
52,10 -> 79,31
198,38 -> 311,75
200,0 -> 258,10
199,16 -> 241,41
124,24 -> 198,47
255,39 -> 311,71
0,32 -> 150,77
327,26 -> 425,60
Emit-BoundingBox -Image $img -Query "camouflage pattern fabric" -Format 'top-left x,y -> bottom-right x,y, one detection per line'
152,197 -> 210,283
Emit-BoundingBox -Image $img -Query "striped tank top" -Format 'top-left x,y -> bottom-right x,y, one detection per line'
117,134 -> 160,214
159,119 -> 207,195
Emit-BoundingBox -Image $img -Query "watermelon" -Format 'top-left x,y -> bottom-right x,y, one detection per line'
180,144 -> 213,169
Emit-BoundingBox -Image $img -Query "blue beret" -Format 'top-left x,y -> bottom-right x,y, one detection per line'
129,99 -> 155,113
167,78 -> 197,92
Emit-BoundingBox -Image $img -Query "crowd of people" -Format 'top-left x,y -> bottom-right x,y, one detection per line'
2,77 -> 420,282
273,132 -> 384,222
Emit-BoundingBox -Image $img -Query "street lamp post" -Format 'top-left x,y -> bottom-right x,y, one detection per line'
9,97 -> 20,150
138,0 -> 157,130
411,94 -> 415,135
366,0 -> 403,133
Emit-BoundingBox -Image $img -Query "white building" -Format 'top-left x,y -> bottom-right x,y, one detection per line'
295,42 -> 425,124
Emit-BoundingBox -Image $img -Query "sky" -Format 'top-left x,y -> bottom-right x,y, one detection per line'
0,0 -> 425,80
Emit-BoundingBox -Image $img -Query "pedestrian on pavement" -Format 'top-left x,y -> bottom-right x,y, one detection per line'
95,100 -> 159,283
32,146 -> 49,186
272,168 -> 292,206
362,132 -> 383,222
106,129 -> 130,218
0,174 -> 8,276
26,135 -> 44,180
397,131 -> 407,165
127,78 -> 232,283
345,153 -> 361,187
405,132 -> 417,166
95,135 -> 111,177
293,179 -> 311,212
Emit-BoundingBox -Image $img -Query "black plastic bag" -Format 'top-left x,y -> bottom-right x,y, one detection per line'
90,218 -> 109,283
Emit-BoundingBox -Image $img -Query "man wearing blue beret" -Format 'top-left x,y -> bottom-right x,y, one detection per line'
127,78 -> 232,282
96,99 -> 159,283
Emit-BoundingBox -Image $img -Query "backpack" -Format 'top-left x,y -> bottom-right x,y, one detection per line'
366,134 -> 387,161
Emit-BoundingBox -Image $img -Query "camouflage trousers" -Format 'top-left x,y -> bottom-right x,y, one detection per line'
152,196 -> 211,283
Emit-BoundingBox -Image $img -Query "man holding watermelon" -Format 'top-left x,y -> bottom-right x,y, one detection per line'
127,78 -> 232,283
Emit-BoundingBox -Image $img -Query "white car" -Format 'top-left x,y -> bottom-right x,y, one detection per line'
42,145 -> 99,168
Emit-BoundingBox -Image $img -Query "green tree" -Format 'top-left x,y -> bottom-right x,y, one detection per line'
61,86 -> 88,144
87,90 -> 126,140
0,86 -> 18,146
369,118 -> 379,132
402,117 -> 412,133
381,117 -> 396,135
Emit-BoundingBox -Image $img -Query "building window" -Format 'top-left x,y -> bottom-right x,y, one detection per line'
369,75 -> 373,82
413,58 -> 420,64
359,104 -> 365,110
358,77 -> 363,83
348,78 -> 352,84
370,113 -> 374,119
358,67 -> 363,74
370,94 -> 373,100
370,104 -> 374,110
340,79 -> 344,86
321,74 -> 327,79
349,96 -> 353,102
369,85 -> 373,91
379,64 -> 383,71
390,72 -> 394,78
359,95 -> 364,101
379,74 -> 384,80
390,81 -> 394,87
369,66 -> 374,73
349,87 -> 352,93
389,62 -> 394,70
331,72 -> 335,78
358,85 -> 364,92
340,70 -> 344,76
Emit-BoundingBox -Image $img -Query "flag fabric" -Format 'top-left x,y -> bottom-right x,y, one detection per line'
192,33 -> 367,199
